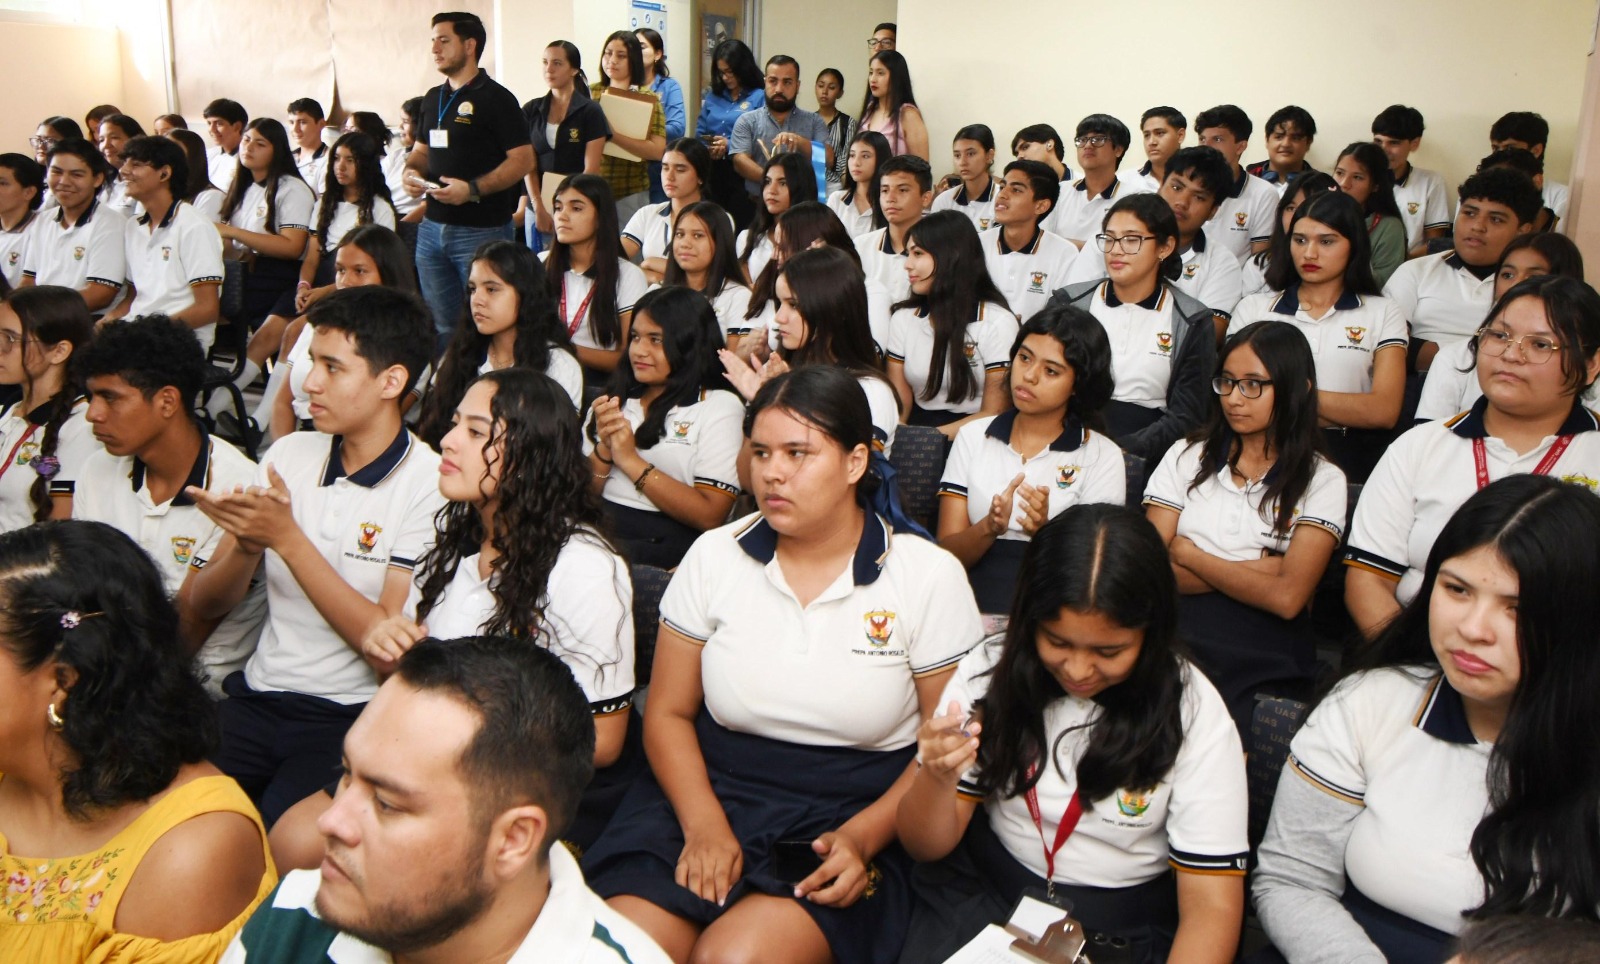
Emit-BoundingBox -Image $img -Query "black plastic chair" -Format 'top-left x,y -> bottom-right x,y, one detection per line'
887,424 -> 948,532
1247,696 -> 1311,853
199,261 -> 259,459
629,563 -> 674,689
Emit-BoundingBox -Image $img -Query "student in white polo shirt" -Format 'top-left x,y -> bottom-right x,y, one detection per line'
1258,474 -> 1600,962
1010,124 -> 1073,187
1240,172 -> 1339,302
939,305 -> 1124,612
1194,105 -> 1278,264
623,137 -> 715,283
1050,194 -> 1218,464
1345,275 -> 1600,637
542,174 -> 649,382
203,98 -> 247,194
102,135 -> 224,351
1135,106 -> 1186,193
74,315 -> 264,697
886,211 -> 1019,437
828,129 -> 889,239
215,119 -> 317,333
0,285 -> 96,532
662,200 -> 758,348
1384,168 -> 1542,379
584,366 -> 983,964
1244,105 -> 1318,197
899,504 -> 1248,963
1371,105 -> 1450,259
21,139 -> 125,315
182,286 -> 443,825
0,153 -> 44,290
1069,146 -> 1244,341
752,201 -> 892,352
1145,322 -> 1347,733
95,114 -> 145,216
1489,111 -> 1569,226
586,286 -> 742,567
1044,114 -> 1149,248
856,154 -> 932,306
736,152 -> 813,286
286,98 -> 328,196
930,124 -> 998,232
1230,192 -> 1406,482
1418,234 -> 1586,422
980,159 -> 1076,324
223,636 -> 672,964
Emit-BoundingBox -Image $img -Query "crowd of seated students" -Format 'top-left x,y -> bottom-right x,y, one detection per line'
6,12 -> 1600,960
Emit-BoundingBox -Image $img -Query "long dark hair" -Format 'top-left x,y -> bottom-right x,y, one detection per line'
1468,275 -> 1600,398
420,241 -> 572,448
778,247 -> 883,375
747,200 -> 855,321
1249,171 -> 1338,278
662,201 -> 743,298
545,174 -> 625,349
3,286 -> 92,522
898,211 -> 1010,404
974,505 -> 1187,803
1102,193 -> 1183,284
219,118 -> 306,228
1009,304 -> 1115,432
165,129 -> 217,202
741,153 -> 815,265
663,137 -> 712,197
744,366 -> 882,510
1265,190 -> 1381,295
415,370 -> 621,647
601,30 -> 645,87
710,39 -> 762,98
546,41 -> 591,92
336,224 -> 418,293
1336,141 -> 1403,220
860,49 -> 918,118
315,132 -> 392,248
842,129 -> 891,223
636,27 -> 669,78
592,286 -> 729,449
1188,321 -> 1328,535
1348,474 -> 1600,923
0,520 -> 216,819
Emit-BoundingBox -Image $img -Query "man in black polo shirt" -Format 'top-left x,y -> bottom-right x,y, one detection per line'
405,11 -> 532,341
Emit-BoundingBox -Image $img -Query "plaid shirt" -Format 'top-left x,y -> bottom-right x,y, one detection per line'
592,82 -> 666,200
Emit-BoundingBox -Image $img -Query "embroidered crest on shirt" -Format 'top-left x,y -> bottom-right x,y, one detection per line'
15,440 -> 38,465
978,217 -> 992,230
72,246 -> 85,262
253,204 -> 267,219
1183,262 -> 1198,280
5,252 -> 16,267
1115,788 -> 1152,817
667,419 -> 692,443
1028,271 -> 1047,293
1233,211 -> 1247,228
458,102 -> 474,116
1056,465 -> 1078,489
1344,326 -> 1366,345
356,522 -> 382,554
1156,332 -> 1173,355
962,340 -> 977,361
1407,201 -> 1419,215
170,536 -> 196,565
863,610 -> 895,647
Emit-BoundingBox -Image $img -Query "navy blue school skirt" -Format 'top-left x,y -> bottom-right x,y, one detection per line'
906,404 -> 965,428
1177,592 -> 1317,738
602,500 -> 701,569
968,539 -> 1029,616
583,712 -> 917,964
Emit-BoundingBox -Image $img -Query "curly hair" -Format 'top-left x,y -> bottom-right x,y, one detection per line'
74,313 -> 206,414
3,286 -> 92,522
414,370 -> 621,646
315,132 -> 393,250
418,241 -> 572,447
0,520 -> 216,819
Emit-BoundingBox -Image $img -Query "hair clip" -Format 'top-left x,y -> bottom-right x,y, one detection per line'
60,611 -> 102,630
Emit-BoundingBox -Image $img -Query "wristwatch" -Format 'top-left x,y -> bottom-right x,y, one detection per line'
467,179 -> 481,203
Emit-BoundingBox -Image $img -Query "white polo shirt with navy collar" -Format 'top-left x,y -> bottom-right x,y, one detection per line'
886,301 -> 1019,415
0,398 -> 97,534
1382,250 -> 1496,348
237,429 -> 445,704
736,229 -> 774,283
1203,168 -> 1278,265
827,189 -> 877,238
623,201 -> 734,266
941,412 -> 1126,539
208,147 -> 239,194
1044,174 -> 1149,246
944,635 -> 1249,887
1391,164 -> 1450,251
662,511 -> 982,750
294,144 -> 328,196
1228,287 -> 1408,394
1345,397 -> 1600,603
308,196 -> 397,253
537,253 -> 650,354
123,200 -> 226,351
74,433 -> 265,696
223,175 -> 316,259
21,196 -> 126,295
582,389 -> 744,513
0,210 -> 36,288
931,177 -> 998,232
418,531 -> 636,716
1132,160 -> 1163,194
1085,281 -> 1182,410
1067,230 -> 1244,321
1144,438 -> 1347,559
1544,180 -> 1570,226
856,227 -> 912,304
980,225 -> 1079,323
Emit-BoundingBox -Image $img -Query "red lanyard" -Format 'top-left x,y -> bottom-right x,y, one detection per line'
0,420 -> 40,485
559,276 -> 597,338
1472,434 -> 1572,490
1023,762 -> 1083,896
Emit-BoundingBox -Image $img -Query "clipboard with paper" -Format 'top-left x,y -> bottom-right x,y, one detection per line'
597,86 -> 657,162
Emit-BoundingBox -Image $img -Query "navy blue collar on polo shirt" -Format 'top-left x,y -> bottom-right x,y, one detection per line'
1101,280 -> 1165,311
997,226 -> 1043,255
954,177 -> 996,206
1393,163 -> 1414,188
1184,230 -> 1209,255
1138,161 -> 1154,178
1446,394 -> 1599,440
1413,673 -> 1477,745
136,199 -> 181,229
735,510 -> 892,586
1073,177 -> 1118,200
1270,284 -> 1362,316
130,430 -> 212,507
320,428 -> 413,488
1443,250 -> 1497,281
984,409 -> 1086,452
1225,167 -> 1249,199
879,230 -> 905,255
56,195 -> 100,226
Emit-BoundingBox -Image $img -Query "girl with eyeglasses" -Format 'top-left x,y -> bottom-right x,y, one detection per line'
1345,275 -> 1600,639
1144,321 -> 1347,735
1050,194 -> 1217,464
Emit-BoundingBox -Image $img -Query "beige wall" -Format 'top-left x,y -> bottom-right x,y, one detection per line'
1566,9 -> 1600,265
898,0 -> 1593,207
759,0 -> 898,119
0,19 -> 125,154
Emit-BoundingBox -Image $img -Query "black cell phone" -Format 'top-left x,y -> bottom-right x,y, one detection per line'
772,838 -> 824,885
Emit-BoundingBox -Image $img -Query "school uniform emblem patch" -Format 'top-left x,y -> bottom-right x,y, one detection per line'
1344,326 -> 1366,345
5,252 -> 16,267
161,246 -> 172,262
1028,271 -> 1047,293
1116,789 -> 1152,817
863,610 -> 895,647
978,218 -> 991,230
15,440 -> 37,465
670,420 -> 692,440
72,246 -> 85,261
1056,465 -> 1078,489
1234,211 -> 1247,228
356,522 -> 382,554
1183,262 -> 1198,279
1407,202 -> 1419,215
170,536 -> 196,565
457,101 -> 474,116
568,128 -> 580,143
962,340 -> 977,361
1156,332 -> 1173,354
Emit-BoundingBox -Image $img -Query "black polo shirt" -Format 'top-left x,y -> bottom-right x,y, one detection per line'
419,69 -> 530,227
523,92 -> 610,179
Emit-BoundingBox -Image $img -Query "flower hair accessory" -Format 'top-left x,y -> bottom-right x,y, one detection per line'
30,455 -> 60,479
60,610 -> 103,630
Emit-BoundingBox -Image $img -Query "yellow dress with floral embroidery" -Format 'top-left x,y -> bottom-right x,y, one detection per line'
0,774 -> 277,963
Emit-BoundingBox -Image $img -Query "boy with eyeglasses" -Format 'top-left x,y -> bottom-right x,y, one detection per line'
867,23 -> 896,51
1043,113 -> 1150,248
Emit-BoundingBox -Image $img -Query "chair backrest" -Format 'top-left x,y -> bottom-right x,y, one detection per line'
1247,695 -> 1311,851
219,259 -> 245,321
887,424 -> 948,531
629,563 -> 674,688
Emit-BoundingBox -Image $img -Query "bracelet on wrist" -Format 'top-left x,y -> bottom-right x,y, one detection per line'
633,463 -> 657,490
296,281 -> 312,289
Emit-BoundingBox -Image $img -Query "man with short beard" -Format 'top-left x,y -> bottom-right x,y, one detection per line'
221,636 -> 670,963
729,54 -> 831,199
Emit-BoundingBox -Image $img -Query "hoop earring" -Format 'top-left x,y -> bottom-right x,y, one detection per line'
47,703 -> 64,730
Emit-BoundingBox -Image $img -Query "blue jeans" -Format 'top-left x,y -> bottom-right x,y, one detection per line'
415,218 -> 514,345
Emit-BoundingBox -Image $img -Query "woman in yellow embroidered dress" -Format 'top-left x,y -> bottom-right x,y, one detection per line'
0,520 -> 276,962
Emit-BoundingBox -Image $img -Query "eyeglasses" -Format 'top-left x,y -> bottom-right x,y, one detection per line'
1212,376 -> 1274,398
866,37 -> 894,49
0,331 -> 35,355
1476,326 -> 1562,365
1096,233 -> 1157,254
28,136 -> 58,150
1074,135 -> 1110,148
